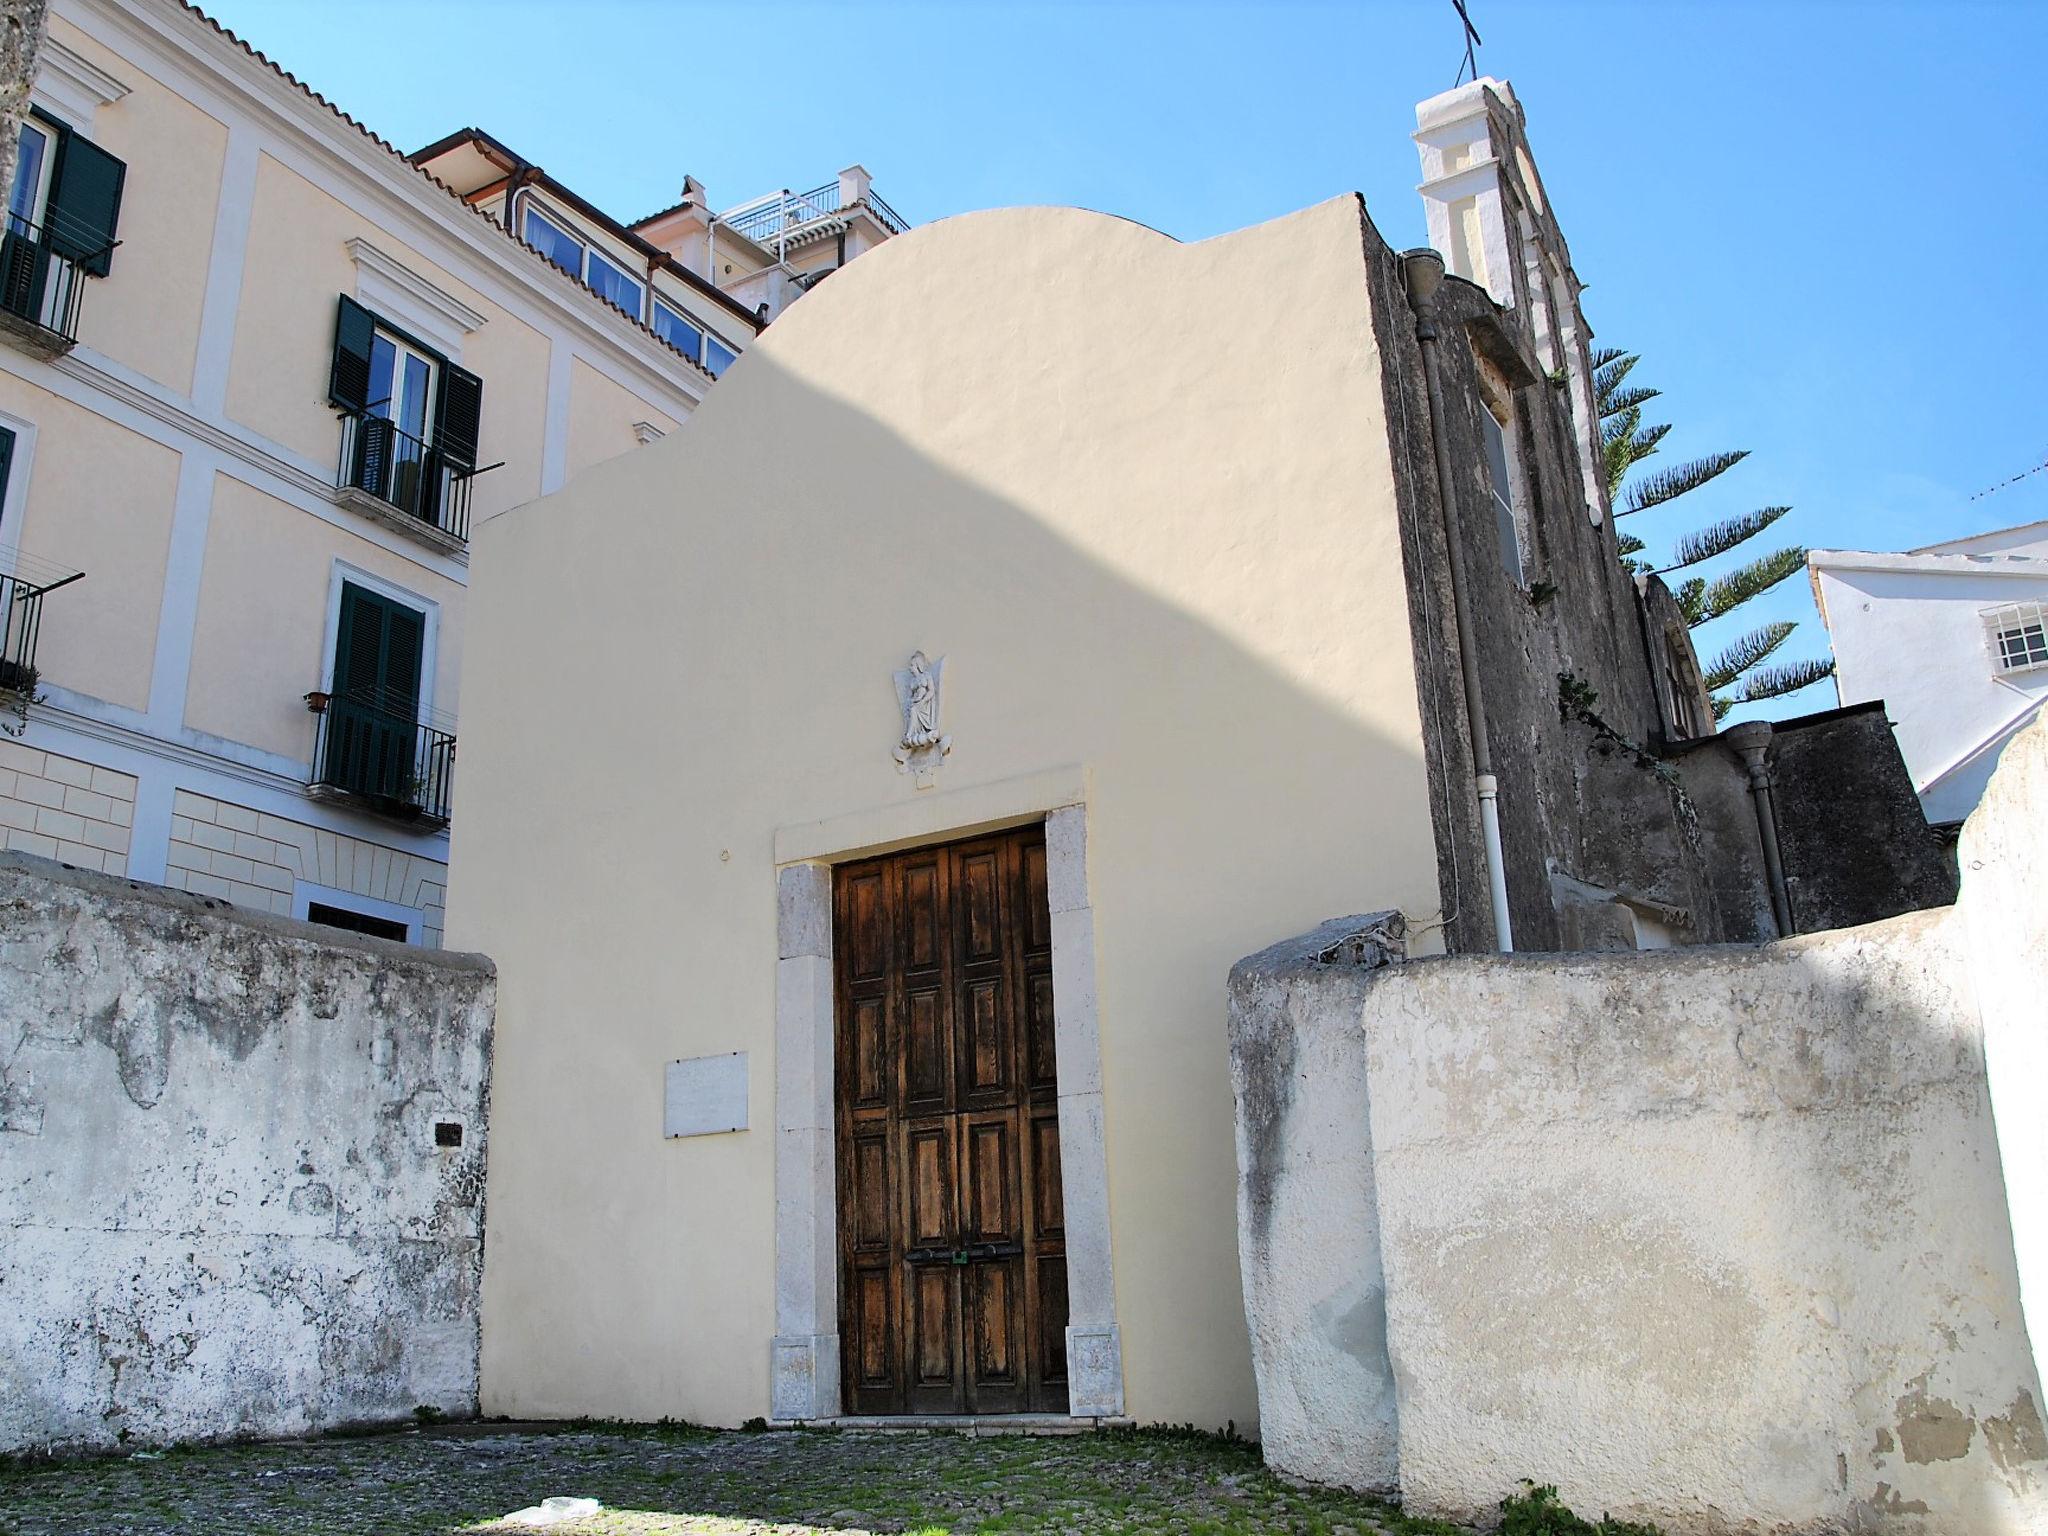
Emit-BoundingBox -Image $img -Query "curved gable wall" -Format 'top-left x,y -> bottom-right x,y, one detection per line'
449,193 -> 1442,1427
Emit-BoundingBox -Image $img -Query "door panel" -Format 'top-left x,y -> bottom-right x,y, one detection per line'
834,824 -> 1070,1415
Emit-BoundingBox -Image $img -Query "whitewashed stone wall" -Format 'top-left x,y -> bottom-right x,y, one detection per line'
0,852 -> 493,1453
1230,718 -> 2048,1534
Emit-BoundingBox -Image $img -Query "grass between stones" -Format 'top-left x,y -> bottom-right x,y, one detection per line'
0,1422 -> 1472,1536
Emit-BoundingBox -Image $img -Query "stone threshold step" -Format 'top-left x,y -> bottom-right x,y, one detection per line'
779,1414 -> 1134,1436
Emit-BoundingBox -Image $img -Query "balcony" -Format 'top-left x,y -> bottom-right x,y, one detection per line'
722,179 -> 908,255
0,546 -> 83,717
333,408 -> 473,554
0,218 -> 102,359
306,687 -> 455,828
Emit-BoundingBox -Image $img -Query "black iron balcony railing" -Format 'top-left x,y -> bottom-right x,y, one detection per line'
0,547 -> 83,701
335,409 -> 472,546
0,217 -> 106,355
306,687 -> 455,826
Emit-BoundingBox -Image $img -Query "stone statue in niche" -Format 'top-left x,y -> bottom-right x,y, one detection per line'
892,650 -> 952,788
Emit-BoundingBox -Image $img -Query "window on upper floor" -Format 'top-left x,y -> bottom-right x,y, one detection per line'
652,297 -> 701,361
0,108 -> 125,349
525,203 -> 654,325
1477,374 -> 1527,587
328,296 -> 485,545
1985,602 -> 2048,675
653,297 -> 737,378
1666,647 -> 1705,739
310,578 -> 453,827
523,205 -> 585,279
585,247 -> 643,318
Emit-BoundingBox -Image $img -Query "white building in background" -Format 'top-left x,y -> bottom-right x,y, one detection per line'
1810,518 -> 2048,825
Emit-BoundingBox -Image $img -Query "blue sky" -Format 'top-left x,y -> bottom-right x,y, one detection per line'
197,0 -> 2048,717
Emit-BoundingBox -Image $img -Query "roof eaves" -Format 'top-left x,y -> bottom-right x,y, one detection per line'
172,4 -> 742,368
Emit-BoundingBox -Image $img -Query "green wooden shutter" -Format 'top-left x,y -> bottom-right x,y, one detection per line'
335,582 -> 426,717
329,296 -> 377,413
44,129 -> 124,276
383,603 -> 424,721
433,362 -> 484,470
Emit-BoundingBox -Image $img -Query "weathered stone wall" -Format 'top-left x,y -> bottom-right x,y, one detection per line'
1377,159 -> 1949,956
0,853 -> 494,1453
1375,253 -> 1773,953
1229,718 -> 2048,1533
0,0 -> 49,227
1770,701 -> 1960,929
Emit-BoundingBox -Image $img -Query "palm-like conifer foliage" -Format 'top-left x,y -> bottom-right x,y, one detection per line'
1595,348 -> 1834,718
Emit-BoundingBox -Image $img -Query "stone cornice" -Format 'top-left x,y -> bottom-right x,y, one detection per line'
346,236 -> 488,337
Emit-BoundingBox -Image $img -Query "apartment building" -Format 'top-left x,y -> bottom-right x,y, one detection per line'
0,0 -> 899,944
1810,518 -> 2048,825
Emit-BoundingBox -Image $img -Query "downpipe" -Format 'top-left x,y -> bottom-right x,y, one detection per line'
1402,247 -> 1514,953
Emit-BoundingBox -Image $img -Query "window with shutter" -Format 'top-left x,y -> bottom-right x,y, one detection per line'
329,296 -> 485,536
334,581 -> 425,719
323,582 -> 429,808
0,427 -> 15,539
42,123 -> 124,277
434,363 -> 484,471
329,295 -> 377,414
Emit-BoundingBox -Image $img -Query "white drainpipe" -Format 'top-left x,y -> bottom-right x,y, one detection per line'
1402,246 -> 1514,953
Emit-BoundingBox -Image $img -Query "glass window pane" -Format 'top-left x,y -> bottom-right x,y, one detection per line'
399,351 -> 433,440
652,301 -> 702,361
1480,410 -> 1522,583
366,334 -> 397,418
586,249 -> 645,318
8,123 -> 45,231
705,336 -> 737,377
523,207 -> 583,276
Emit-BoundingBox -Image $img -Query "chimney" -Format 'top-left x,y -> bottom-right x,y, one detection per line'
837,165 -> 872,206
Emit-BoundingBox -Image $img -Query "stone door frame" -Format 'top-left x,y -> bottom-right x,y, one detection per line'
769,767 -> 1123,1421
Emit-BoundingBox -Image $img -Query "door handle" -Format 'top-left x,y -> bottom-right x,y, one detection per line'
963,1241 -> 1024,1262
904,1241 -> 1025,1265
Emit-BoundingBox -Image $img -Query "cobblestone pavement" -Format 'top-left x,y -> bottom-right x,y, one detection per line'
0,1424 -> 1456,1536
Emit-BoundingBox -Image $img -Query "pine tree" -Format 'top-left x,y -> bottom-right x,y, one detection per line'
1596,349 -> 1833,720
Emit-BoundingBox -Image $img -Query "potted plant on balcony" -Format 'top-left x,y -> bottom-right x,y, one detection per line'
0,658 -> 37,738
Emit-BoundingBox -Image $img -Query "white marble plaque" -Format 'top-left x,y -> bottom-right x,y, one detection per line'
664,1052 -> 749,1138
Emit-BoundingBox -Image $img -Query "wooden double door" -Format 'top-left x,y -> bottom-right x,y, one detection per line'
834,825 -> 1069,1415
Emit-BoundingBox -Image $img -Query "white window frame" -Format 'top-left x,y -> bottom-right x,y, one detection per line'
292,879 -> 425,944
585,246 -> 645,319
317,561 -> 441,727
368,325 -> 440,443
651,296 -> 703,359
525,199 -> 656,325
653,295 -> 739,376
524,203 -> 588,281
0,405 -> 39,545
1476,363 -> 1531,588
8,115 -> 56,232
1984,600 -> 2048,677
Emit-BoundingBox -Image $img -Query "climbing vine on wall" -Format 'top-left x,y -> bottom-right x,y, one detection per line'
1557,671 -> 1701,851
